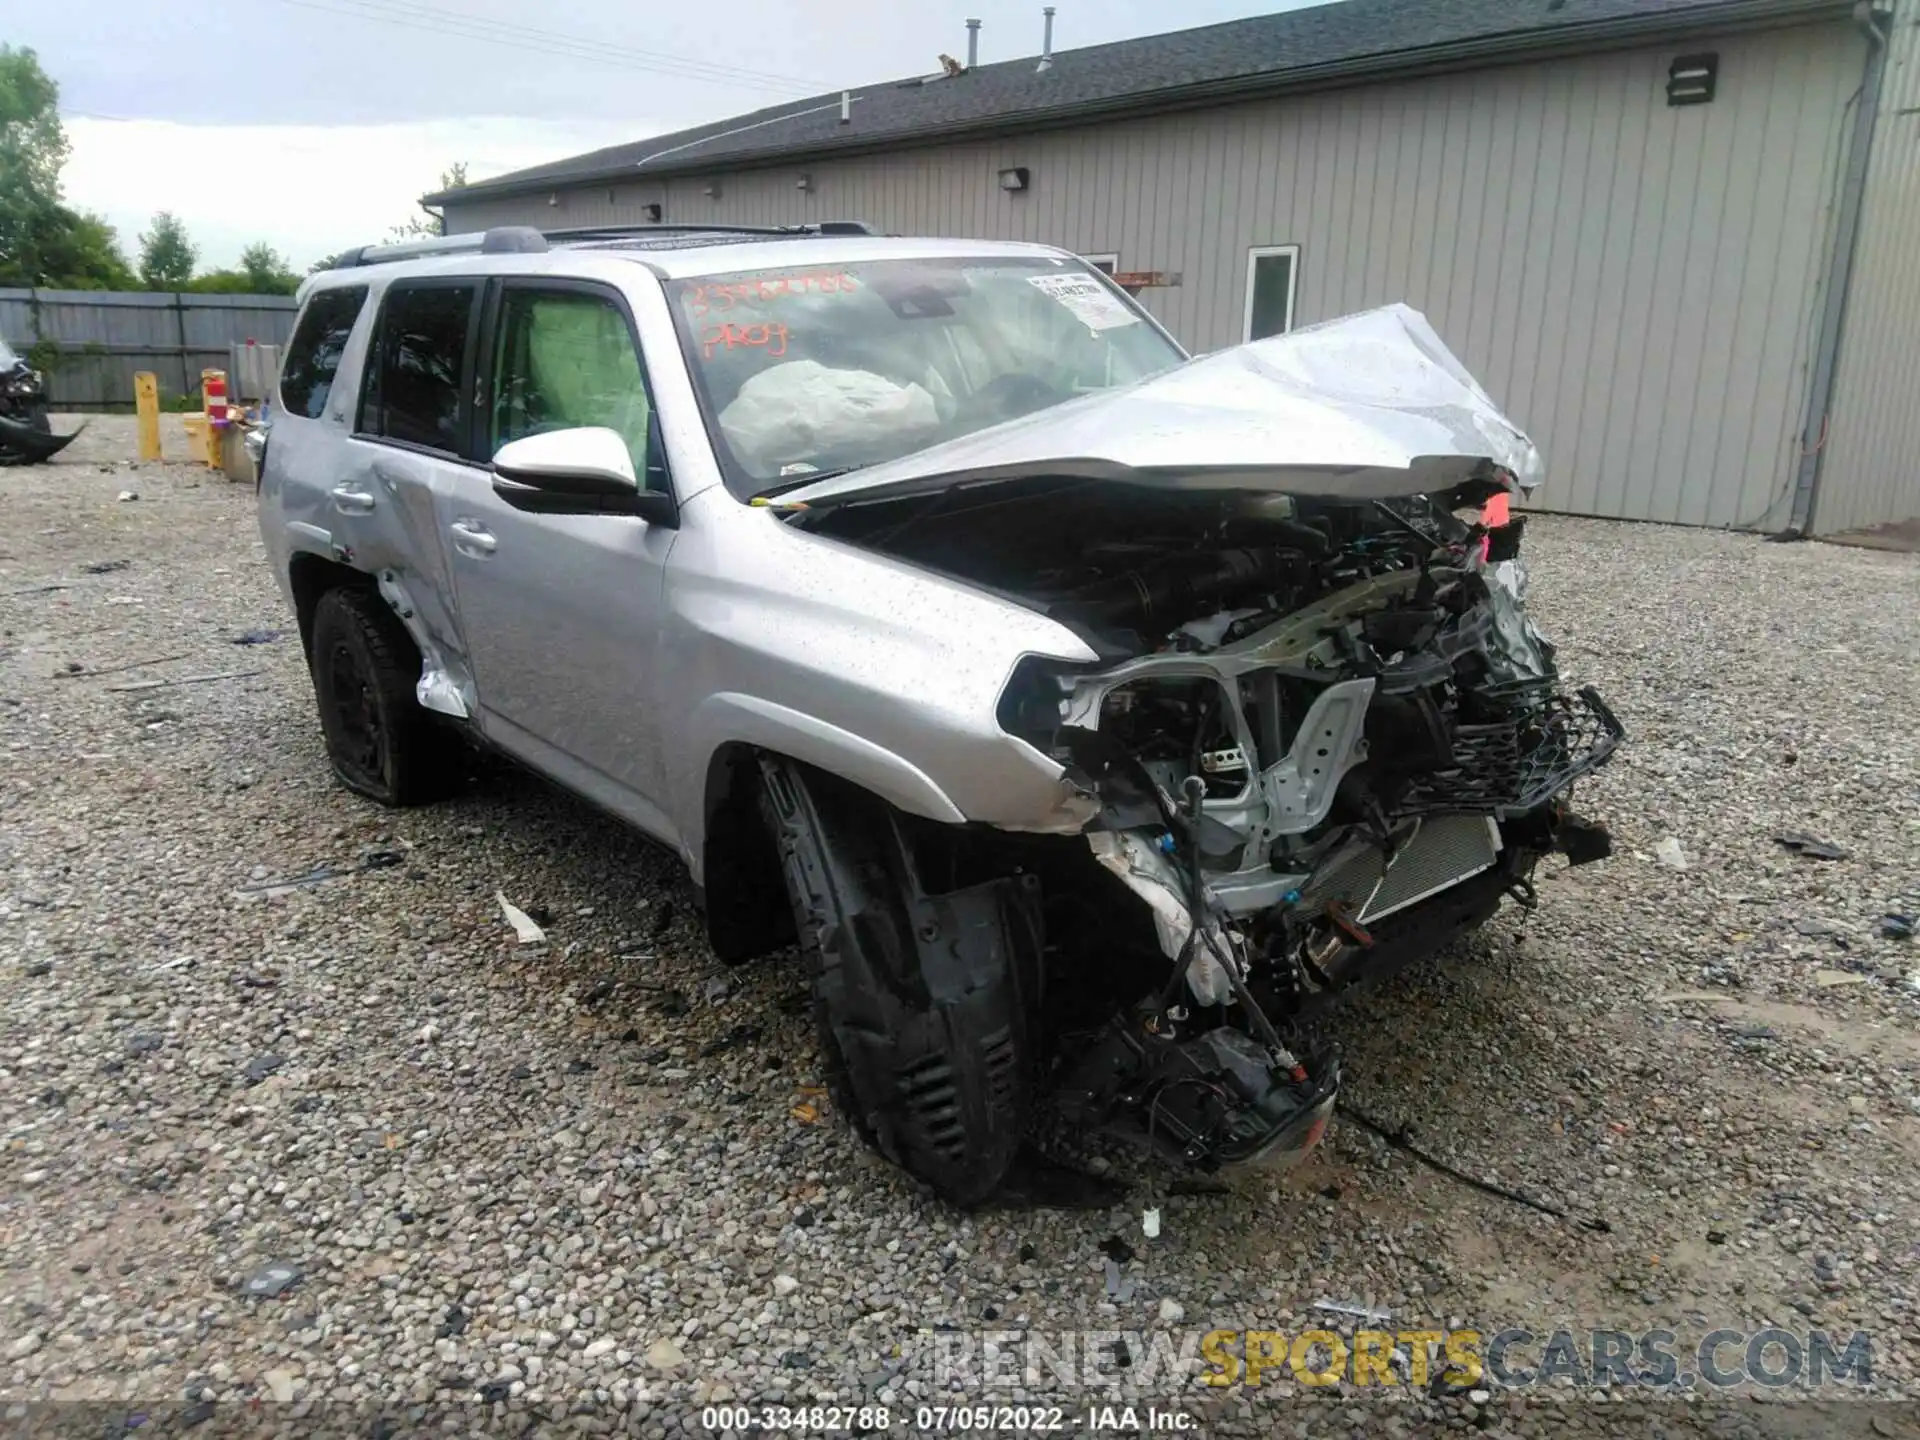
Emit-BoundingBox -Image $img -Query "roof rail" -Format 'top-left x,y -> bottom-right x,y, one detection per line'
323,225 -> 549,270
317,219 -> 880,270
546,220 -> 878,243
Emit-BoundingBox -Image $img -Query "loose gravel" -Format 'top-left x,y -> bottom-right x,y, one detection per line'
4,417 -> 1920,1437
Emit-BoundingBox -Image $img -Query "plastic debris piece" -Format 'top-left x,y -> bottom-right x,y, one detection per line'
81,559 -> 130,574
232,628 -> 282,645
1879,914 -> 1915,941
1653,836 -> 1689,870
496,891 -> 547,945
117,490 -> 138,502
1098,1235 -> 1136,1264
790,1103 -> 821,1125
1312,1298 -> 1393,1323
1776,831 -> 1849,861
1103,1258 -> 1124,1298
1815,970 -> 1867,989
1141,1207 -> 1162,1239
244,1260 -> 303,1298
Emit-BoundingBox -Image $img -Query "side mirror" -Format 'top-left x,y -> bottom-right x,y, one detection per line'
490,426 -> 678,526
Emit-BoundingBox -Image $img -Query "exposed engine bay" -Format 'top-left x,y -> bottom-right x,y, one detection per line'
795,471 -> 1622,1176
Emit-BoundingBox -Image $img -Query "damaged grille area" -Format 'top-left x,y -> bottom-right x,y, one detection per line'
1399,685 -> 1624,818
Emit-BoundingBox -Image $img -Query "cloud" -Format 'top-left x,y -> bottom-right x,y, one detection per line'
61,115 -> 657,271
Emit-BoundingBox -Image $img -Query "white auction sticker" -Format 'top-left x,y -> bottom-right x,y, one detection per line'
1027,272 -> 1140,331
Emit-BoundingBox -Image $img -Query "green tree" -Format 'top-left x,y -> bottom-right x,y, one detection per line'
391,161 -> 468,239
138,211 -> 197,290
26,205 -> 136,289
239,241 -> 297,293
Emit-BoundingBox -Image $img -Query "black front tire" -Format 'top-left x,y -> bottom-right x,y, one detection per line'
758,759 -> 1042,1206
308,586 -> 459,807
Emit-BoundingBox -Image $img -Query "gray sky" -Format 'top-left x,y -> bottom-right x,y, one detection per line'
31,0 -> 1316,267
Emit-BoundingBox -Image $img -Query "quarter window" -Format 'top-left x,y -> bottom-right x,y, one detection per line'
489,288 -> 662,488
361,283 -> 477,453
1243,245 -> 1300,341
279,286 -> 366,420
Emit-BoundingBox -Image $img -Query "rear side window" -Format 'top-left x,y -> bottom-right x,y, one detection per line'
360,283 -> 476,453
279,286 -> 366,419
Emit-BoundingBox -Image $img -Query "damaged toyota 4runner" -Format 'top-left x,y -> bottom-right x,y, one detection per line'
259,226 -> 1621,1204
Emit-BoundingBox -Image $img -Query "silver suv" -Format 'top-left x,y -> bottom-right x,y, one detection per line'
259,223 -> 1621,1204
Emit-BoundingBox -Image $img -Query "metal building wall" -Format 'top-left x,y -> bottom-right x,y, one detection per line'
447,20 -> 1865,529
1812,0 -> 1920,538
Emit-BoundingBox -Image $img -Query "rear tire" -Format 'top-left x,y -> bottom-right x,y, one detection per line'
308,586 -> 460,807
758,759 -> 1042,1206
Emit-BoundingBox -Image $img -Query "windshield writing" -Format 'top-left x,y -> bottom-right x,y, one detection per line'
667,257 -> 1183,498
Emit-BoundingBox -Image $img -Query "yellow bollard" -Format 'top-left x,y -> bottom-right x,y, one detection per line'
134,372 -> 161,461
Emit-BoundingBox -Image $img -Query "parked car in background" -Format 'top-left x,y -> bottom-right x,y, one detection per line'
256,223 -> 1621,1203
0,332 -> 78,465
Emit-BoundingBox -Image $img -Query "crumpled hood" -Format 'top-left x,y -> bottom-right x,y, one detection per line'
777,302 -> 1542,511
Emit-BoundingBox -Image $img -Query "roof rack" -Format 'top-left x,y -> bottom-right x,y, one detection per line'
320,219 -> 879,270
323,225 -> 550,270
547,221 -> 878,242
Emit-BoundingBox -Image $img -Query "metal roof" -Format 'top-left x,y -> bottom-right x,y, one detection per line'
431,0 -> 1850,205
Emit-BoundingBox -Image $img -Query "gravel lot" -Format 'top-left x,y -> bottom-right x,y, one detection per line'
5,416 -> 1920,1437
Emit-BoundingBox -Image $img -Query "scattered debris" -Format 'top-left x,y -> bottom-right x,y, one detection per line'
790,1102 -> 821,1125
437,1307 -> 469,1338
244,1260 -> 303,1298
1337,1103 -> 1611,1233
1141,1207 -> 1162,1239
1313,1298 -> 1393,1323
231,628 -> 281,645
125,1033 -> 164,1055
1098,1235 -> 1136,1264
261,1368 -> 296,1404
1880,914 -> 1915,941
1018,1243 -> 1037,1263
117,490 -> 138,502
1158,1296 -> 1185,1324
1776,831 -> 1849,861
1653,836 -> 1689,870
24,961 -> 52,978
1706,1229 -> 1728,1245
54,652 -> 188,679
703,976 -> 734,1007
233,851 -> 410,901
1815,969 -> 1868,989
496,891 -> 547,945
106,667 -> 260,694
81,559 -> 130,574
243,1054 -> 285,1085
7,582 -> 69,596
653,990 -> 689,1017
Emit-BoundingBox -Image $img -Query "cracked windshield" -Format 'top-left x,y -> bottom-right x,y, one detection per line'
667,256 -> 1184,495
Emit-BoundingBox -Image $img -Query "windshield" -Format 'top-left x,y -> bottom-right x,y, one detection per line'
665,256 -> 1185,498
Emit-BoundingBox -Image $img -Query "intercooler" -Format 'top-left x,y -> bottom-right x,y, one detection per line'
1296,813 -> 1502,924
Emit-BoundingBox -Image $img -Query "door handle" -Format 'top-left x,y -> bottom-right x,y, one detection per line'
330,484 -> 376,515
450,519 -> 497,556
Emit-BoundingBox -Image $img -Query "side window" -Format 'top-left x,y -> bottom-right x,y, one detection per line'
490,288 -> 660,488
279,286 -> 366,420
361,283 -> 476,453
1243,245 -> 1299,341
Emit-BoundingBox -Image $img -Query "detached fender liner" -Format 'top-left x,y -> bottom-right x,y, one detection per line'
758,758 -> 1043,1205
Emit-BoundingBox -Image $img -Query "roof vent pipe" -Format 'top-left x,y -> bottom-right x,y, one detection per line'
966,18 -> 980,69
1036,7 -> 1055,71
839,89 -> 851,124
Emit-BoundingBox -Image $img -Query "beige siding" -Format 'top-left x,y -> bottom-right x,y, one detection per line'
448,21 -> 1865,529
1815,0 -> 1920,537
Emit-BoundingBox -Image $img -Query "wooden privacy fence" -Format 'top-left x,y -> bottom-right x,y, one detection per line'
0,288 -> 298,411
